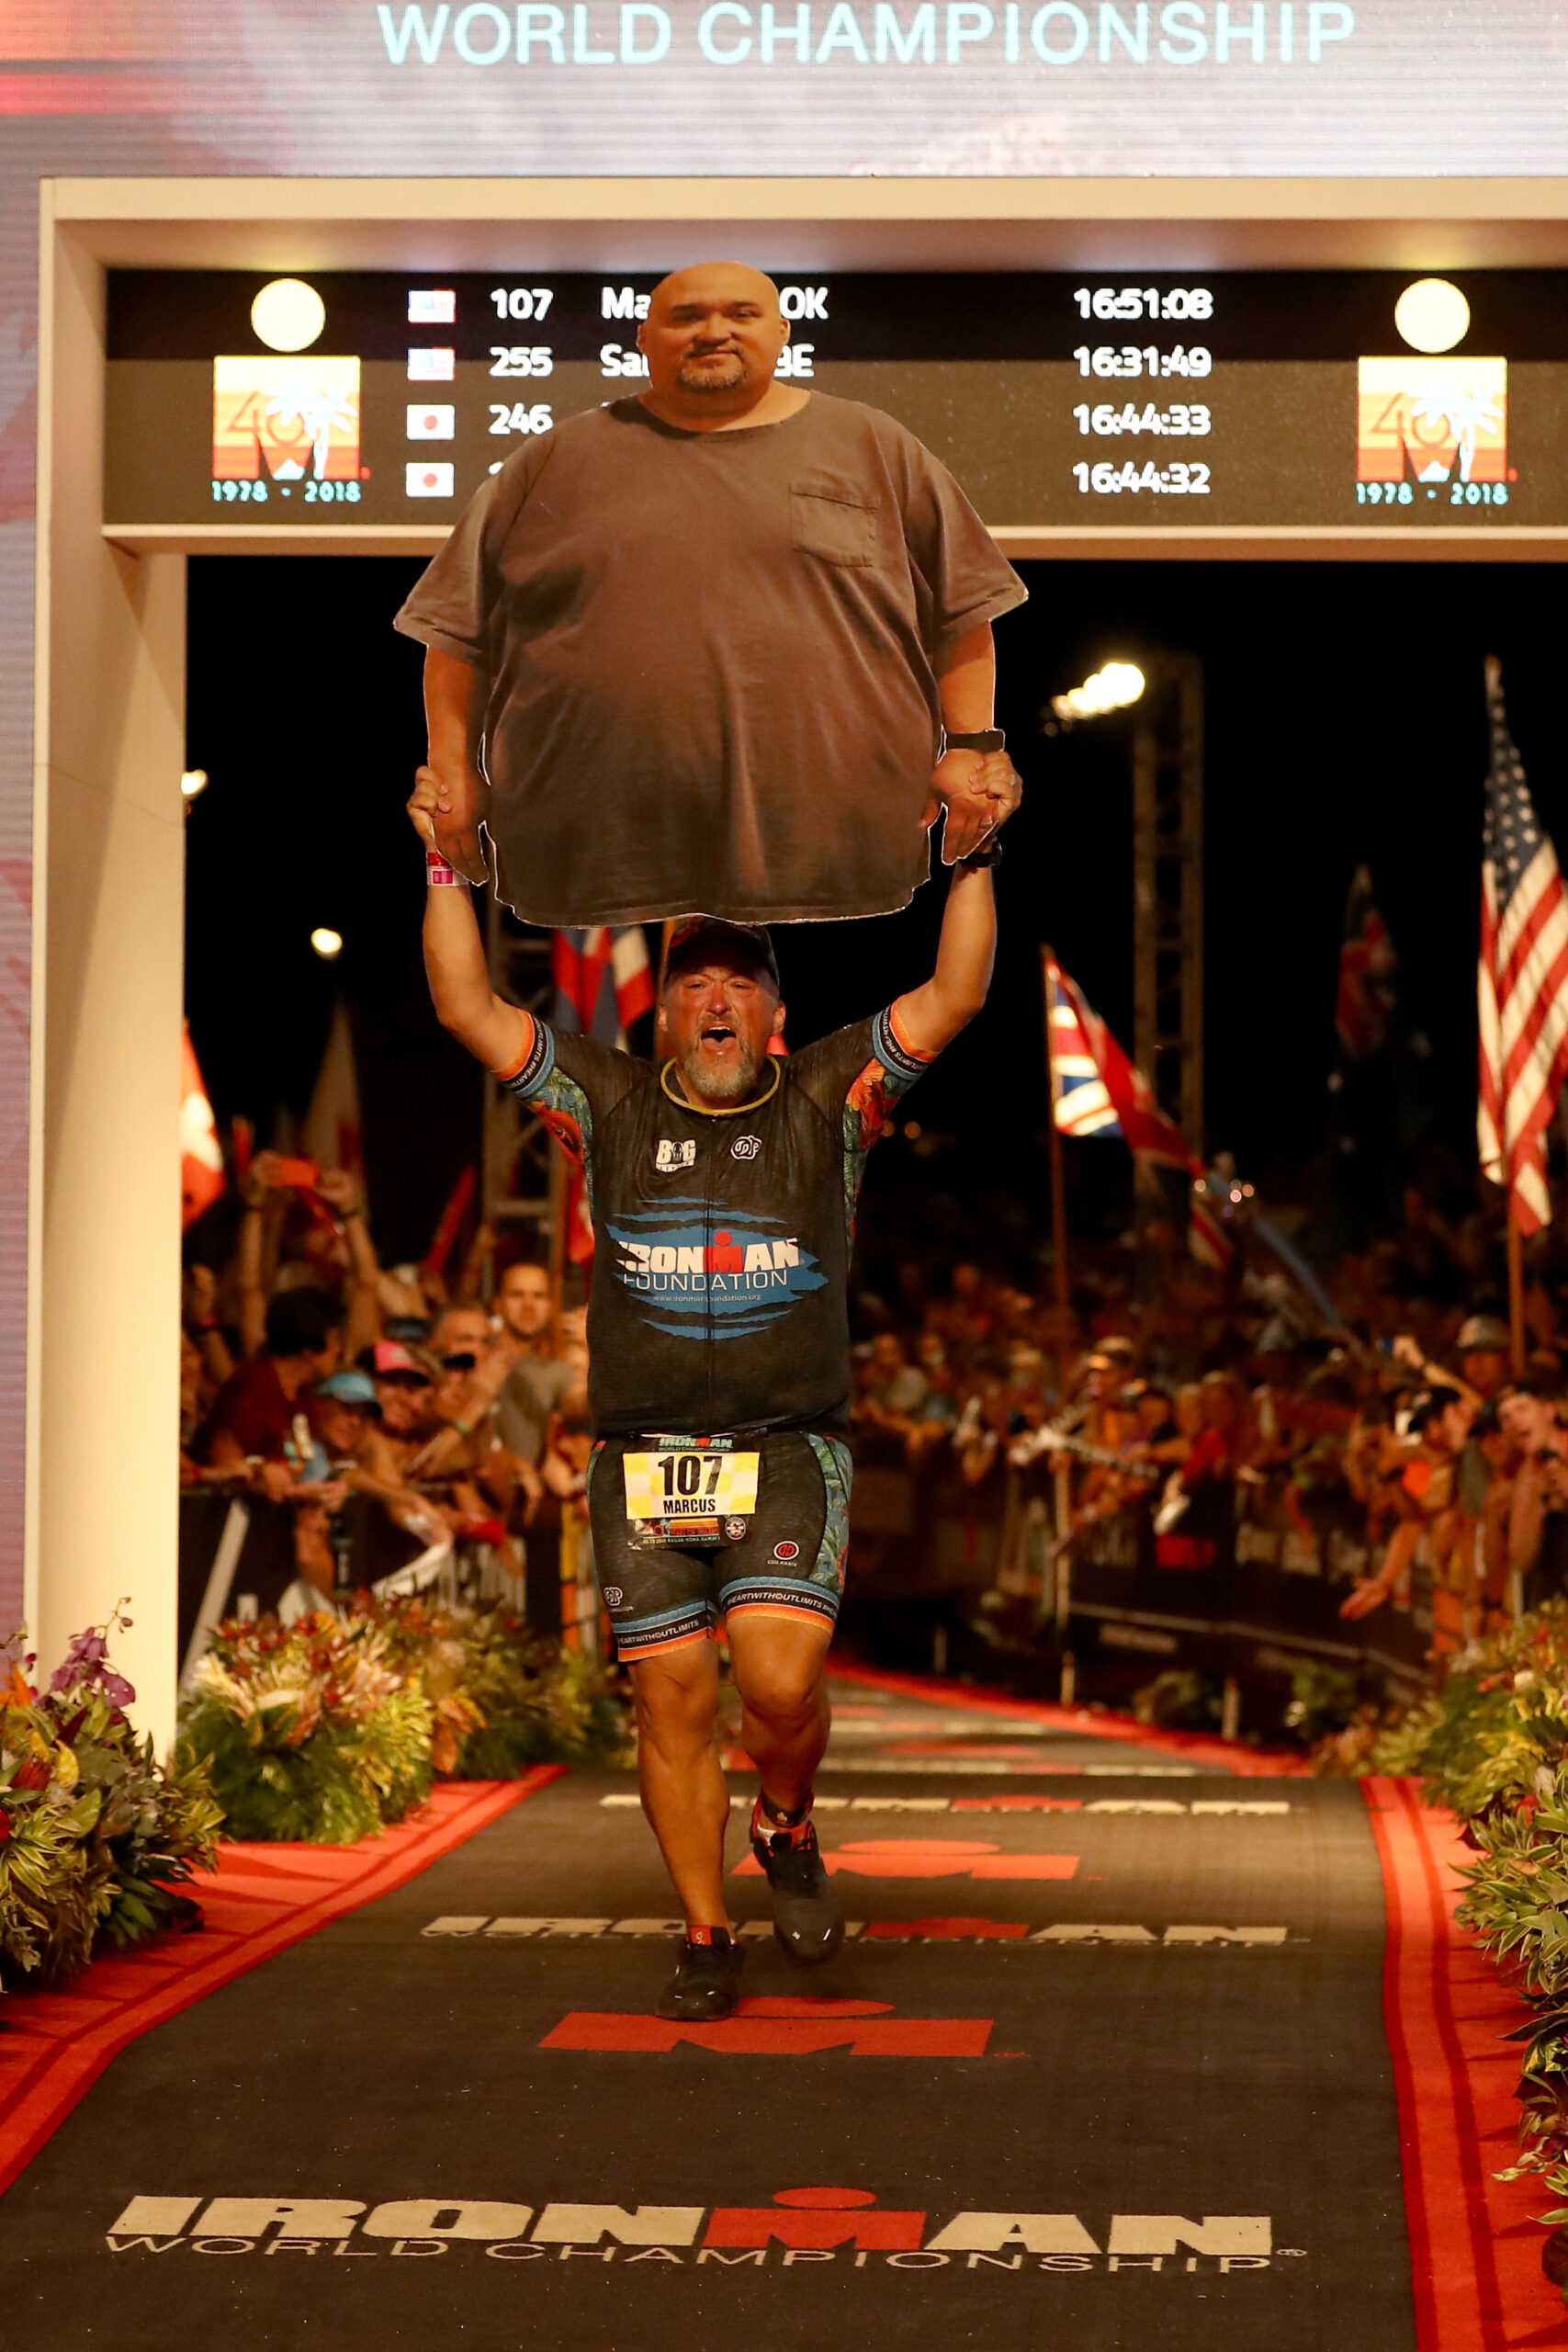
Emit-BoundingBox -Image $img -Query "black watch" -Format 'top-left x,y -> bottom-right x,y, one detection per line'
956,835 -> 1004,871
943,728 -> 1006,755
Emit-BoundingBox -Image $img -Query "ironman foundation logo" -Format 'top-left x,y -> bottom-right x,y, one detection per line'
607,1203 -> 826,1340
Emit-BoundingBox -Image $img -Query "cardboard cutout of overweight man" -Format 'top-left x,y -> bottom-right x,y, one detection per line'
393,262 -> 1026,927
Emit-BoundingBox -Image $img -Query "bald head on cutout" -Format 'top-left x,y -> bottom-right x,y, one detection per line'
637,262 -> 791,420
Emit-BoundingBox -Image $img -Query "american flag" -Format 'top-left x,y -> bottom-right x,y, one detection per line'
1477,659 -> 1568,1236
1044,951 -> 1234,1270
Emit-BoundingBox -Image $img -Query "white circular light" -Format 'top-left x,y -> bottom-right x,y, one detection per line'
251,278 -> 327,354
180,768 -> 209,800
1393,278 -> 1470,355
1050,661 -> 1147,722
310,927 -> 344,961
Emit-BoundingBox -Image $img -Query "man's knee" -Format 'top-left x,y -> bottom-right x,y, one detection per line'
632,1646 -> 720,1751
733,1634 -> 829,1728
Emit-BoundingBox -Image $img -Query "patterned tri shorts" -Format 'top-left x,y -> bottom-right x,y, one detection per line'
586,1429 -> 852,1663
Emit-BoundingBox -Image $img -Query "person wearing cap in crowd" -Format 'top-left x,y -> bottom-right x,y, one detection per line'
396,260 -> 1025,926
1457,1314 -> 1514,1402
410,754 -> 1017,2020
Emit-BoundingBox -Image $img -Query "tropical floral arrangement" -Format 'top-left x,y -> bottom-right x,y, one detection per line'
1,1611 -> 222,1992
177,1596 -> 628,1846
1366,1603 -> 1568,2294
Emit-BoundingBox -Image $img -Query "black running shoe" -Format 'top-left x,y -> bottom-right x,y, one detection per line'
656,1931 -> 744,2021
750,1801 -> 844,1964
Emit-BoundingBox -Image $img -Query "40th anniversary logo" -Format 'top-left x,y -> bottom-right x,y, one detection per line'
105,2190 -> 1297,2273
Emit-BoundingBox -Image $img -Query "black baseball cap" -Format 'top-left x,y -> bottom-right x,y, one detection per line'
663,916 -> 780,991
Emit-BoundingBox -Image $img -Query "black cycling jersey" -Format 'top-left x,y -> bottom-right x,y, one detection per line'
502,1005 -> 933,1437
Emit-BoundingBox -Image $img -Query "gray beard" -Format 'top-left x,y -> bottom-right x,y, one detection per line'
676,352 -> 748,393
676,1039 -> 761,1103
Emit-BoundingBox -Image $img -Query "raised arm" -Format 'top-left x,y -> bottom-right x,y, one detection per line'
932,624 -> 1019,863
411,768 -> 529,1073
424,649 -> 491,884
893,752 -> 1019,1058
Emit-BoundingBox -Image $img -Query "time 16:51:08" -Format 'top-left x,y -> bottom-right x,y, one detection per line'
1073,287 -> 1214,322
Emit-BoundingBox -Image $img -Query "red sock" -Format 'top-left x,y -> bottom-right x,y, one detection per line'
752,1792 -> 814,1848
687,1923 -> 733,1948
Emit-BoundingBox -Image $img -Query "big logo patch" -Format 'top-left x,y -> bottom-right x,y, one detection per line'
607,1202 -> 826,1340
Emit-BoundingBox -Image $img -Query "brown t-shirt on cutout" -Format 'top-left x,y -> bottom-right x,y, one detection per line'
393,393 -> 1025,926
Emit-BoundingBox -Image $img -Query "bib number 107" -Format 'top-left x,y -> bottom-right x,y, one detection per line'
665,1452 -> 720,1499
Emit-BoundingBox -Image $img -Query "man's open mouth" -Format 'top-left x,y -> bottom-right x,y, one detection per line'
701,1023 -> 738,1048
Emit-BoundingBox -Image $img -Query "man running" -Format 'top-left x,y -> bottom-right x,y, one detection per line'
409,761 -> 1017,2018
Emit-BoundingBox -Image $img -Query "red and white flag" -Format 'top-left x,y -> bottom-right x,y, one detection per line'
1478,658 -> 1568,1235
180,1026 -> 225,1229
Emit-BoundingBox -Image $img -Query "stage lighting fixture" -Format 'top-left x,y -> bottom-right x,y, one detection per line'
1050,662 -> 1146,723
179,769 -> 209,799
310,927 -> 344,960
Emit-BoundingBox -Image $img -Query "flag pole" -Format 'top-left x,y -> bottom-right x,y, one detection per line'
1041,946 -> 1071,1382
1042,947 -> 1077,1704
1508,1201 -> 1527,1379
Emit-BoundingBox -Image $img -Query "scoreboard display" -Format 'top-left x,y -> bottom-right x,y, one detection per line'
105,268 -> 1568,537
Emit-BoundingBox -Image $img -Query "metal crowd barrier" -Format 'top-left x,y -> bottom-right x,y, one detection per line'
845,1436 -> 1434,1720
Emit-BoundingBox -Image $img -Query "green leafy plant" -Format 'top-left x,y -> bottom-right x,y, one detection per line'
1363,1604 -> 1568,2297
1133,1668 -> 1219,1731
178,1612 -> 435,1844
177,1599 -> 630,1844
1,1610 -> 222,1990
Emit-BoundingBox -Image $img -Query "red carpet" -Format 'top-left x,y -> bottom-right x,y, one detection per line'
1365,1777 -> 1568,2350
0,1770 -> 562,2198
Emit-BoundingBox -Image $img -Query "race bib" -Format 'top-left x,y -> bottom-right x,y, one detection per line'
623,1434 -> 761,1545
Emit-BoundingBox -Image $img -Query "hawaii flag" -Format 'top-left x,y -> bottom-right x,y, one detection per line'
551,926 -> 655,1261
180,1026 -> 224,1229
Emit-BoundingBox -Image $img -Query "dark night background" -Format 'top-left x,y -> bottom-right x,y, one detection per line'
185,555 -> 1567,1270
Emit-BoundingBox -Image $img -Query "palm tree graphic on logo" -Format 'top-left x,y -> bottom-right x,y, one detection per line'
1408,381 -> 1505,483
265,374 -> 358,480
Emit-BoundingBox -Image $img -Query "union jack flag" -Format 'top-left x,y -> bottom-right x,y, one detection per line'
1044,952 -> 1189,1167
1478,659 -> 1568,1236
1044,951 -> 1234,1271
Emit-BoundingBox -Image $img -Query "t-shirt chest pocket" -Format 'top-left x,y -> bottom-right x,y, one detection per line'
790,486 -> 879,568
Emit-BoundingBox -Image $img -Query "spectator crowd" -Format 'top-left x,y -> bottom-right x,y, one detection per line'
182,1154 -> 592,1631
842,1193 -> 1568,1667
182,1148 -> 1568,1672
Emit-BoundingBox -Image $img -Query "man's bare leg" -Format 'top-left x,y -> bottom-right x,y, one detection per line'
728,1613 -> 834,1815
631,1640 -> 730,1930
728,1614 -> 841,1962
